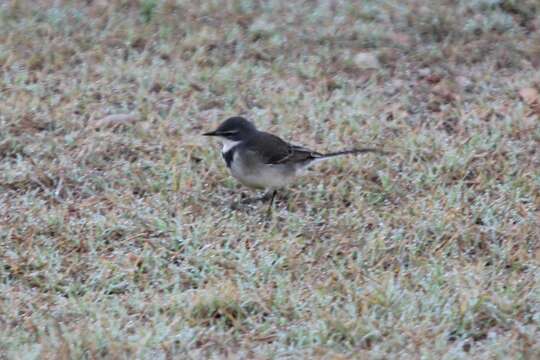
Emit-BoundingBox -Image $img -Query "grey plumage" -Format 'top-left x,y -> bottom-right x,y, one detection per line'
203,116 -> 389,208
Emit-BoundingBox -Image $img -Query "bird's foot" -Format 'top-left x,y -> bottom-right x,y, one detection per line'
230,191 -> 278,213
239,195 -> 267,204
230,192 -> 268,210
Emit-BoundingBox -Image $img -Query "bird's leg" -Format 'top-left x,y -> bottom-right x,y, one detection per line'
270,190 -> 277,205
267,190 -> 277,214
233,190 -> 277,213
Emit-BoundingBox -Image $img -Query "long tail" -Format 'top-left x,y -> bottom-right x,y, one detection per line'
321,148 -> 391,158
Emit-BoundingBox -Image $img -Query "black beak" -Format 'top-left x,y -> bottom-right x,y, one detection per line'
202,130 -> 218,136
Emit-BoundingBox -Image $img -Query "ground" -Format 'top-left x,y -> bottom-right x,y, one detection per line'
0,0 -> 539,358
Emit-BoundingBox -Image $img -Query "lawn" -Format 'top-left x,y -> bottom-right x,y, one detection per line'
0,0 -> 539,358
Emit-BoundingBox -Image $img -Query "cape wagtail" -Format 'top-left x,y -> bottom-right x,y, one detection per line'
203,116 -> 388,210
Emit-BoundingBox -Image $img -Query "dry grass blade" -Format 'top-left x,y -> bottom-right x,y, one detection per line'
92,113 -> 140,130
0,0 -> 539,359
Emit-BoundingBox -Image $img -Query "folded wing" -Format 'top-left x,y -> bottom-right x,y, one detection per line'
244,132 -> 322,165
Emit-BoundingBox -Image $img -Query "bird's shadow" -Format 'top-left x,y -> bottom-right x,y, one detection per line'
224,191 -> 290,217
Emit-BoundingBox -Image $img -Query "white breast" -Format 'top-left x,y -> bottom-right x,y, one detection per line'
221,139 -> 242,153
230,159 -> 297,189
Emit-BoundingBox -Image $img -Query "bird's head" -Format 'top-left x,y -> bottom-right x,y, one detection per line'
203,116 -> 257,142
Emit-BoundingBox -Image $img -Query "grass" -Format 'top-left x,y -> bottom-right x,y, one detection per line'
0,0 -> 539,358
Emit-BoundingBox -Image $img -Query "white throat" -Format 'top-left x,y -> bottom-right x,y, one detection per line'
221,138 -> 242,153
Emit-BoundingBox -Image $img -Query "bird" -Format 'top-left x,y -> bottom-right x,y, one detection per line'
203,116 -> 388,212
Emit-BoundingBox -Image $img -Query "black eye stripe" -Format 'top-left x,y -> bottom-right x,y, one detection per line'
221,130 -> 239,135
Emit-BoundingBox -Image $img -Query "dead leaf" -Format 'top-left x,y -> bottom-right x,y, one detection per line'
93,113 -> 139,129
127,253 -> 142,267
425,74 -> 442,84
433,81 -> 457,103
10,113 -> 50,135
519,87 -> 539,105
519,87 -> 540,115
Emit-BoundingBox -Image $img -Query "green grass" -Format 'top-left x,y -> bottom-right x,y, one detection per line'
1,0 -> 539,358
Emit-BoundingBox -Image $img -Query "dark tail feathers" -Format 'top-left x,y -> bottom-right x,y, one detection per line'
321,148 -> 391,158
